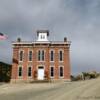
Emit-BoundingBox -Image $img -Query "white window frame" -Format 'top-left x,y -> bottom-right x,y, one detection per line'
58,50 -> 64,62
19,50 -> 24,62
18,65 -> 23,78
50,50 -> 55,62
27,66 -> 32,78
50,66 -> 54,78
37,49 -> 45,62
28,50 -> 33,62
59,66 -> 64,78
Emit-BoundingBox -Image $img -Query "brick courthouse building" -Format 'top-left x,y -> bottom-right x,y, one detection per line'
11,30 -> 71,82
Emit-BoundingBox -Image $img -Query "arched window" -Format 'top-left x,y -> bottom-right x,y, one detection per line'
19,50 -> 24,61
50,50 -> 54,61
38,50 -> 41,61
28,66 -> 32,77
59,50 -> 63,61
50,66 -> 54,78
18,66 -> 22,77
42,50 -> 44,61
29,51 -> 32,61
38,50 -> 45,61
59,66 -> 64,77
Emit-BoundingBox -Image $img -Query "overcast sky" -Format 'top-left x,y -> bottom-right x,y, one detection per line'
0,0 -> 100,75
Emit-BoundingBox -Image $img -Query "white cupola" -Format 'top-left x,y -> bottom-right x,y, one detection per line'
37,30 -> 49,42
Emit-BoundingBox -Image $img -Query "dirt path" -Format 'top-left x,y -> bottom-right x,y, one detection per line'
0,78 -> 100,100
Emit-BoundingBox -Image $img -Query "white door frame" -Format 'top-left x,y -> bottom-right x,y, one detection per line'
37,66 -> 45,80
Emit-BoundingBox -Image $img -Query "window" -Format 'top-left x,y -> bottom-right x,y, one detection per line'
38,50 -> 41,61
29,51 -> 32,61
40,34 -> 45,39
41,35 -> 43,39
38,50 -> 45,61
19,51 -> 24,61
18,66 -> 22,77
28,67 -> 32,77
42,50 -> 44,61
59,66 -> 64,77
50,67 -> 54,78
59,50 -> 63,61
50,50 -> 54,61
43,35 -> 45,39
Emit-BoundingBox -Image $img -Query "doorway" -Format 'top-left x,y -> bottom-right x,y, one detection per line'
37,66 -> 44,80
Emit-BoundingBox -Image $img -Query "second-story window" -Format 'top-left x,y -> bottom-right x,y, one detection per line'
29,51 -> 32,61
38,50 -> 45,61
42,50 -> 44,61
38,50 -> 41,61
19,50 -> 24,61
50,50 -> 54,61
59,50 -> 63,61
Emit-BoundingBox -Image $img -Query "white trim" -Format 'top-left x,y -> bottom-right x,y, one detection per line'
50,66 -> 54,78
27,66 -> 32,78
28,49 -> 33,62
59,66 -> 64,78
12,42 -> 33,44
18,65 -> 23,79
12,41 -> 71,45
19,49 -> 24,62
58,49 -> 64,53
49,49 -> 55,53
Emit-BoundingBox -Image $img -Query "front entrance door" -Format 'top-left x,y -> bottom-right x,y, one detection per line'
38,67 -> 44,80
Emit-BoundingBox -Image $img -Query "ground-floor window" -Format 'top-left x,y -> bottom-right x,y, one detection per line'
59,66 -> 64,77
18,66 -> 22,77
28,67 -> 32,77
50,67 -> 54,78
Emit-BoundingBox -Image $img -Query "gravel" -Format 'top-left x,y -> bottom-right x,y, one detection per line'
0,78 -> 100,100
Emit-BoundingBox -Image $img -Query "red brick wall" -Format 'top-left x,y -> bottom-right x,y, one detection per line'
12,45 -> 71,81
11,48 -> 19,79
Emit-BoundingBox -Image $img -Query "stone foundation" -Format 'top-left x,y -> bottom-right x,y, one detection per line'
10,79 -> 71,83
10,79 -> 34,83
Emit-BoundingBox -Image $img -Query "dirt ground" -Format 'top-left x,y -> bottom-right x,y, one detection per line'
0,78 -> 100,100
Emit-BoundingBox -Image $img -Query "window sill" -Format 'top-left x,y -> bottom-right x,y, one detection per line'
59,76 -> 64,79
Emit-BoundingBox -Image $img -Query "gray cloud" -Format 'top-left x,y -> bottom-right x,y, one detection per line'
0,0 -> 100,74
